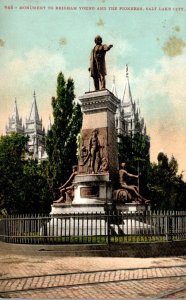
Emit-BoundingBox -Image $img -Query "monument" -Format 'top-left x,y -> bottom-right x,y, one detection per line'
51,35 -> 119,216
47,36 -> 149,236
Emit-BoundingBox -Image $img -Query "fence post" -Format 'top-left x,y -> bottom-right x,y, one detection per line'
107,210 -> 111,245
169,211 -> 173,242
165,211 -> 168,241
166,211 -> 173,242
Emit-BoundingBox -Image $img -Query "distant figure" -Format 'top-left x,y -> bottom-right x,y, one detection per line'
53,166 -> 78,204
89,35 -> 113,90
118,163 -> 149,204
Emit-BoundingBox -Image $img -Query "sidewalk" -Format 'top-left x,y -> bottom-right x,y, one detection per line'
0,252 -> 185,298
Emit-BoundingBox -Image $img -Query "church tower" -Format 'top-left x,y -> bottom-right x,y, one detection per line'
115,65 -> 147,137
6,98 -> 24,134
112,76 -> 125,138
24,91 -> 46,160
121,65 -> 136,135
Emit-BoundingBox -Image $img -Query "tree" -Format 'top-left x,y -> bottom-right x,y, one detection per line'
118,132 -> 186,209
46,72 -> 82,193
22,159 -> 52,214
0,133 -> 28,214
0,133 -> 52,214
148,153 -> 186,210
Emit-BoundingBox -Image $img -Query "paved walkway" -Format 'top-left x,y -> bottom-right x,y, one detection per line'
0,253 -> 185,298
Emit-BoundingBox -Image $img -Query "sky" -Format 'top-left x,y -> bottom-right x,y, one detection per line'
0,0 -> 186,177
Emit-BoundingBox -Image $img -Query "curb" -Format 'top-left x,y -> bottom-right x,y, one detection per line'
0,240 -> 186,257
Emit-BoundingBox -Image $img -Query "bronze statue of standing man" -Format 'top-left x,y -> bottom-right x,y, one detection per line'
89,36 -> 113,91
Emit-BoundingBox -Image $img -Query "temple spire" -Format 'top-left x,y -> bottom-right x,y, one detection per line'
13,98 -> 20,123
6,98 -> 23,134
111,75 -> 118,98
122,65 -> 133,107
28,91 -> 40,122
25,92 -> 46,160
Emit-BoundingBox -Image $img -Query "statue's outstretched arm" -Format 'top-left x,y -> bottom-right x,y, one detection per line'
103,44 -> 113,51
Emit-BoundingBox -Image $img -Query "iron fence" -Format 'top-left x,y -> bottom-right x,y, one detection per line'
0,210 -> 185,244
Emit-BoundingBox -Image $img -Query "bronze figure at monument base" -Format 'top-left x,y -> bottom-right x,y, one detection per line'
113,163 -> 150,205
53,166 -> 78,204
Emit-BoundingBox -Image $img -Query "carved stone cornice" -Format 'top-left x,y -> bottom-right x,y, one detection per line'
79,89 -> 120,114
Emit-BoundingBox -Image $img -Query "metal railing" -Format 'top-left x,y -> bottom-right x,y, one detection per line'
0,211 -> 185,244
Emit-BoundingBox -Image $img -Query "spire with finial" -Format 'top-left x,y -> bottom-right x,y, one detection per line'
13,97 -> 20,122
121,64 -> 133,120
122,65 -> 133,105
126,64 -> 129,78
28,90 -> 40,122
111,75 -> 118,98
6,98 -> 23,134
25,91 -> 46,159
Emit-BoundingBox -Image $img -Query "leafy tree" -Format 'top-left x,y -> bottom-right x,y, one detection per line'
0,133 -> 28,214
46,72 -> 82,192
148,153 -> 186,210
118,132 -> 186,209
0,133 -> 52,214
22,160 -> 52,214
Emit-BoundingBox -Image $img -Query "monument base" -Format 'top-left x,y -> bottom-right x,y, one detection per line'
73,173 -> 112,205
47,174 -> 112,237
110,202 -> 151,235
50,203 -> 106,215
44,203 -> 107,237
115,202 -> 150,212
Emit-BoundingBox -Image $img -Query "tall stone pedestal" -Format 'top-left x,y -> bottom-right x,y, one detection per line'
75,89 -> 120,206
78,89 -> 120,179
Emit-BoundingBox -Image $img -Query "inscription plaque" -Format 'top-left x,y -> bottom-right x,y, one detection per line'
80,186 -> 99,198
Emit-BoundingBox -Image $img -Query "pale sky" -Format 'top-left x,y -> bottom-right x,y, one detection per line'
0,0 -> 186,177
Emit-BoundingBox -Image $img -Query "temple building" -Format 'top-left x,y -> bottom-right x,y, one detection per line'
112,65 -> 147,138
6,92 -> 47,161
